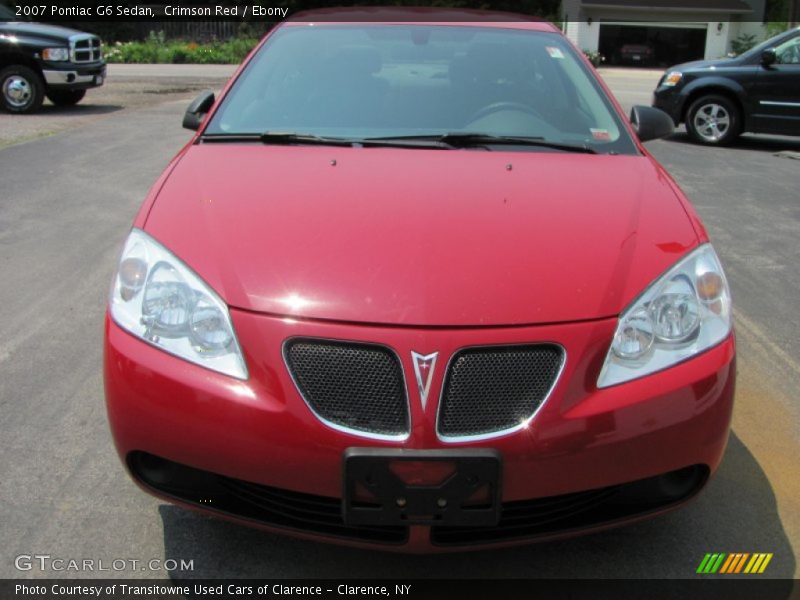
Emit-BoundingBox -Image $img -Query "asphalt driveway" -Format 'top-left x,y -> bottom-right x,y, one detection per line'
0,66 -> 798,580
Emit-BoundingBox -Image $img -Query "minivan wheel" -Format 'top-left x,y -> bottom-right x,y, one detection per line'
0,66 -> 45,113
686,95 -> 741,146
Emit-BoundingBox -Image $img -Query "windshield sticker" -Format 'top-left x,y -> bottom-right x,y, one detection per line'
546,46 -> 565,59
591,128 -> 611,141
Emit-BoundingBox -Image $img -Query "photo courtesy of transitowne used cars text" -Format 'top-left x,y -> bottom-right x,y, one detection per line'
104,8 -> 735,552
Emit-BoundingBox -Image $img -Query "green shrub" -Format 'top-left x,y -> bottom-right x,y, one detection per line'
583,49 -> 605,67
730,33 -> 758,56
766,22 -> 790,38
104,33 -> 259,64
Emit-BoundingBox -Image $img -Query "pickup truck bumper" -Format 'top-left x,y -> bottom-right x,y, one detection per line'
42,65 -> 106,89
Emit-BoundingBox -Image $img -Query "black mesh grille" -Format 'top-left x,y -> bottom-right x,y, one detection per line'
438,345 -> 564,438
432,486 -> 620,545
128,452 -> 406,544
285,339 -> 409,436
220,479 -> 406,543
431,465 -> 708,546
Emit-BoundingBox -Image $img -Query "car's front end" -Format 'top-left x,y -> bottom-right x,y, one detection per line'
651,59 -> 735,125
106,309 -> 733,551
619,44 -> 654,66
652,52 -> 758,130
652,69 -> 690,125
40,32 -> 105,91
104,14 -> 736,552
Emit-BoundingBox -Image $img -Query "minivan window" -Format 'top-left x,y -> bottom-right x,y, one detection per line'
739,29 -> 797,61
206,24 -> 637,154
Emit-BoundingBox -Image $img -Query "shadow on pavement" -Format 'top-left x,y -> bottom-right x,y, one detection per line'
160,432 -> 794,581
35,104 -> 123,116
665,131 -> 800,154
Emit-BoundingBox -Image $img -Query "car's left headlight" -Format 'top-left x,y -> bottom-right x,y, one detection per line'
109,228 -> 248,380
598,244 -> 731,388
42,47 -> 70,61
661,71 -> 683,87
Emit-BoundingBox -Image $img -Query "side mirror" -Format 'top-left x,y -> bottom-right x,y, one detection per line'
630,105 -> 674,143
761,48 -> 777,67
182,90 -> 215,131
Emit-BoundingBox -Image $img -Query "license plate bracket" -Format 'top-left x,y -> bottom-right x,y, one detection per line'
343,448 -> 501,527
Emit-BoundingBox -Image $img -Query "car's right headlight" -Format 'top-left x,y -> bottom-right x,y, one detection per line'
109,228 -> 248,380
597,244 -> 731,388
661,71 -> 683,87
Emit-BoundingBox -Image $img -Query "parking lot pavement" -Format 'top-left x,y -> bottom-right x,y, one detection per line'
0,67 -> 799,579
0,64 -> 234,149
107,63 -> 238,80
598,67 -> 664,113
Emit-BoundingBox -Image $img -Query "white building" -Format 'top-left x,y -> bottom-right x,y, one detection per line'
561,0 -> 770,65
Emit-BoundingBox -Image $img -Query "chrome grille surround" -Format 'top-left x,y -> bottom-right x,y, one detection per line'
436,344 -> 566,442
69,34 -> 102,63
283,338 -> 411,441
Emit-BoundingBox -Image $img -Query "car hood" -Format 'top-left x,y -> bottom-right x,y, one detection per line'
670,57 -> 736,72
144,144 -> 698,327
0,22 -> 90,44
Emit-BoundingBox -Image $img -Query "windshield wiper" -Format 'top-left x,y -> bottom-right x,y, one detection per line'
364,133 -> 597,154
260,132 -> 356,146
201,132 -> 356,146
200,132 -> 450,149
441,133 -> 597,153
201,132 -> 597,153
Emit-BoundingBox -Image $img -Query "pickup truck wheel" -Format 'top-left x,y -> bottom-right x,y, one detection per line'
0,66 -> 45,114
47,89 -> 86,106
686,95 -> 741,146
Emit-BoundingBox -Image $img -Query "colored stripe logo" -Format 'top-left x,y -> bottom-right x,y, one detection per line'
697,553 -> 773,574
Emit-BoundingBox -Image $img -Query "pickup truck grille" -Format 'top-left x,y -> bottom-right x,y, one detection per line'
70,35 -> 102,63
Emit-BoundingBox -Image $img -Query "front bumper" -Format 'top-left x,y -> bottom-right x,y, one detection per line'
104,310 -> 736,552
653,86 -> 685,125
42,64 -> 106,89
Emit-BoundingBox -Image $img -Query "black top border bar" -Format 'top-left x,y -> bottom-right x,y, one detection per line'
2,1 -> 790,22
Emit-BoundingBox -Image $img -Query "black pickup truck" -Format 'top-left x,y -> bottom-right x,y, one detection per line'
0,3 -> 105,113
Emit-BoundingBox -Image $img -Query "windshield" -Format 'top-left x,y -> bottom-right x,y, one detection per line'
739,27 -> 798,60
206,24 -> 637,154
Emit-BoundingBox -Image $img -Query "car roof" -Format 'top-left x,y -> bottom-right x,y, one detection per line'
284,7 -> 559,33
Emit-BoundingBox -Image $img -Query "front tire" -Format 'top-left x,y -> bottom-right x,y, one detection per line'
46,89 -> 86,107
0,65 -> 45,114
686,95 -> 741,146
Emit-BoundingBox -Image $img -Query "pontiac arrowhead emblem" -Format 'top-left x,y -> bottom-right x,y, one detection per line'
411,351 -> 438,411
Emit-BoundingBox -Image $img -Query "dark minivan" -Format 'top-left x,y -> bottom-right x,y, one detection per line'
653,26 -> 800,145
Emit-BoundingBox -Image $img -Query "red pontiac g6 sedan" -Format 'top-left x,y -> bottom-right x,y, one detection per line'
104,10 -> 735,552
